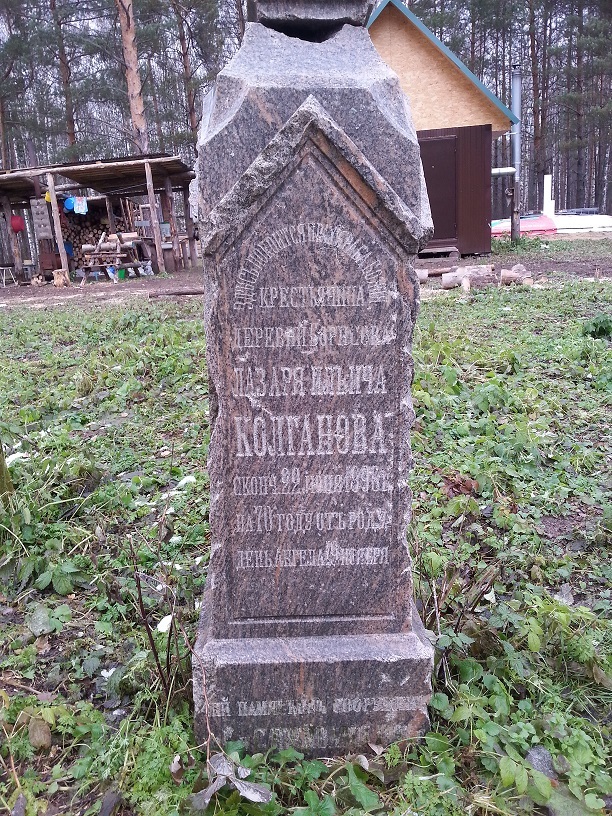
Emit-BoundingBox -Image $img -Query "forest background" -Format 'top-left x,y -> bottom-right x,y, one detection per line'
0,0 -> 611,220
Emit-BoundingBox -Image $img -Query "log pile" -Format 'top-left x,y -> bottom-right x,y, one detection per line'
63,217 -> 126,267
441,263 -> 534,291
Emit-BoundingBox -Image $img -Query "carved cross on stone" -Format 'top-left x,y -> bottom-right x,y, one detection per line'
246,0 -> 375,32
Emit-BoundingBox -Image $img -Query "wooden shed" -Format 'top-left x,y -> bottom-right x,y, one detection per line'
0,154 -> 196,285
368,0 -> 518,255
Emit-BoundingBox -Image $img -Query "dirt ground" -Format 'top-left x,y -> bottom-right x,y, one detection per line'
1,235 -> 611,309
0,267 -> 207,309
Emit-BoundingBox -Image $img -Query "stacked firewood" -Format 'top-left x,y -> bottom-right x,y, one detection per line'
63,217 -> 126,267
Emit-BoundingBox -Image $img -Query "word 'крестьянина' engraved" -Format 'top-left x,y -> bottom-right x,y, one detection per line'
234,223 -> 387,308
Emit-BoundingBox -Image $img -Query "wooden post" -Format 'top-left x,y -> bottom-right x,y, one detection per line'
1,195 -> 24,281
105,196 -> 117,234
144,160 -> 165,274
164,176 -> 182,271
46,173 -> 69,274
510,184 -> 521,244
182,186 -> 197,269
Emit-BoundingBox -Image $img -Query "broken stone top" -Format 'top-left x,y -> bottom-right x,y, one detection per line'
202,95 -> 431,257
246,1 -> 374,34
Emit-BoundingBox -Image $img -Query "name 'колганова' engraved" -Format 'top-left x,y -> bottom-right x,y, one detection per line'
234,412 -> 388,458
233,223 -> 388,309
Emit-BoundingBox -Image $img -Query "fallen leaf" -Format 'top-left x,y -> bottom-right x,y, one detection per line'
157,614 -> 173,633
368,743 -> 384,756
232,778 -> 273,803
170,754 -> 184,784
208,753 -> 235,777
187,775 -> 227,810
35,635 -> 51,654
28,717 -> 52,750
591,663 -> 612,690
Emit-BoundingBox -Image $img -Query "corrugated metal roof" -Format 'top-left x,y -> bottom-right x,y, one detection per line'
368,0 -> 518,126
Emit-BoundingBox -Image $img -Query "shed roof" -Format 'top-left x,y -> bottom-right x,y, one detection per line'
0,154 -> 194,205
368,0 -> 517,131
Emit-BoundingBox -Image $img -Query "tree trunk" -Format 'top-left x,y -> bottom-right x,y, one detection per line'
575,0 -> 586,207
147,58 -> 165,152
0,439 -> 14,508
528,0 -> 546,211
50,0 -> 76,148
235,0 -> 245,40
114,0 -> 149,154
0,97 -> 8,170
170,0 -> 199,150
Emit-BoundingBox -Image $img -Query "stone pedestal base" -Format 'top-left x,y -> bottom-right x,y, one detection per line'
193,618 -> 433,756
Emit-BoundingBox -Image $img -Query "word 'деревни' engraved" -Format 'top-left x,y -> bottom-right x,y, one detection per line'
232,323 -> 394,350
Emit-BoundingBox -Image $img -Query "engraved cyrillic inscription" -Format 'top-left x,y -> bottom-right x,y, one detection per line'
231,365 -> 386,398
235,544 -> 390,570
233,413 -> 388,458
237,699 -> 327,717
232,323 -> 395,350
233,506 -> 392,536
223,217 -> 403,622
232,465 -> 393,496
233,223 -> 389,308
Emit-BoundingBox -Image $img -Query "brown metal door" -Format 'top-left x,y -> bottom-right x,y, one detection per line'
419,136 -> 457,243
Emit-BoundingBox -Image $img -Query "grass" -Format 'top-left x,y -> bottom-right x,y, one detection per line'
492,234 -> 612,261
0,279 -> 611,816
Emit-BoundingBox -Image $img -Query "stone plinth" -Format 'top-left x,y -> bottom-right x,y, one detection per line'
194,98 -> 433,755
246,1 -> 374,30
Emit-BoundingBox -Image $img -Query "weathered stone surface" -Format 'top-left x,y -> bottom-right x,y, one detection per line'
246,0 -> 374,30
195,624 -> 433,754
194,97 -> 433,754
196,23 -> 432,241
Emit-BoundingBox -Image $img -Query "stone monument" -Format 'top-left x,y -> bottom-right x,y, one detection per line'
194,2 -> 434,757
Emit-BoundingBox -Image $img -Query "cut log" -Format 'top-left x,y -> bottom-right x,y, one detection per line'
441,265 -> 495,290
149,289 -> 206,299
52,268 -> 71,288
425,266 -> 454,278
500,269 -> 534,285
417,269 -> 428,283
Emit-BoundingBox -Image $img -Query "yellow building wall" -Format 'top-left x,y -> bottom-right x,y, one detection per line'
370,4 -> 510,136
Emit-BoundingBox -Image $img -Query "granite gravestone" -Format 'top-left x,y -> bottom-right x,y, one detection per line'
195,12 -> 431,228
194,96 -> 434,755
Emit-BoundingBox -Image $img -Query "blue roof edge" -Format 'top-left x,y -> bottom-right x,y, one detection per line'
367,0 -> 519,126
